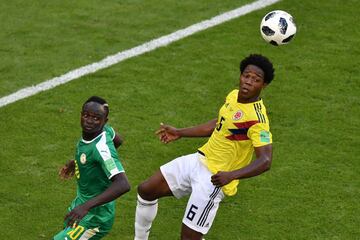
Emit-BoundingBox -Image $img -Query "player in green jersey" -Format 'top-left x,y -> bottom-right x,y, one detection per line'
134,54 -> 274,240
54,96 -> 131,240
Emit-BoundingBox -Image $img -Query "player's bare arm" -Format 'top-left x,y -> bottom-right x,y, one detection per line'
156,119 -> 217,144
65,172 -> 130,227
211,144 -> 272,187
59,160 -> 75,180
113,132 -> 123,148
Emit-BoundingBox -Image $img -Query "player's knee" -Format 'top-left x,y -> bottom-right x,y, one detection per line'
138,171 -> 171,201
137,182 -> 153,200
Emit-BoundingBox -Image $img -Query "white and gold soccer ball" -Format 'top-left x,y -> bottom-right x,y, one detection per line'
260,10 -> 297,46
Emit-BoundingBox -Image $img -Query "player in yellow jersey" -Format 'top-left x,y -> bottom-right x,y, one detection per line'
134,54 -> 275,240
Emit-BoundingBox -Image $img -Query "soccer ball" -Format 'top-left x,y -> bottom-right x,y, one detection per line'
260,10 -> 296,46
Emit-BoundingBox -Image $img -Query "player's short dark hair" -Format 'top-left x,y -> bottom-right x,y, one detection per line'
83,96 -> 109,116
240,54 -> 275,84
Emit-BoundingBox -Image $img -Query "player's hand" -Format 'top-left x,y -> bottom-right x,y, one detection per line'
211,171 -> 234,187
155,123 -> 181,144
59,160 -> 75,180
64,203 -> 90,228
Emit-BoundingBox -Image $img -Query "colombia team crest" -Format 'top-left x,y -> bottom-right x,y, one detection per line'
80,153 -> 87,164
233,110 -> 243,121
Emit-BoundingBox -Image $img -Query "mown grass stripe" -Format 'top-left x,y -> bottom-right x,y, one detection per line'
0,0 -> 280,108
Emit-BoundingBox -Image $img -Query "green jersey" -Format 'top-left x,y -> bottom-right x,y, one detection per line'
70,124 -> 124,222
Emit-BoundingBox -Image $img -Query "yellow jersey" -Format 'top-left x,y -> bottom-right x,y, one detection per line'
198,90 -> 272,196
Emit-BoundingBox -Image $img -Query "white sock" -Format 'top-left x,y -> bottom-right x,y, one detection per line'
134,194 -> 158,240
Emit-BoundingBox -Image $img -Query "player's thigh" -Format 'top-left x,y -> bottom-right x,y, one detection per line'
181,223 -> 203,240
160,153 -> 199,199
182,161 -> 225,235
137,169 -> 173,200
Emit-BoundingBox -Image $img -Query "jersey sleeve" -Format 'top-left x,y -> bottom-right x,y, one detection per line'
247,123 -> 272,147
104,124 -> 116,140
95,133 -> 124,179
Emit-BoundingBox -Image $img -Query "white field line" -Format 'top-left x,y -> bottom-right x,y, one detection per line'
0,0 -> 280,108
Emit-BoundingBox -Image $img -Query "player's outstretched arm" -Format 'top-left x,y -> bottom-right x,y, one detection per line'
59,160 -> 75,180
156,118 -> 217,144
211,144 -> 272,187
64,172 -> 130,227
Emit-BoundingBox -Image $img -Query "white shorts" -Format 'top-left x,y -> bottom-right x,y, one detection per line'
160,152 -> 225,234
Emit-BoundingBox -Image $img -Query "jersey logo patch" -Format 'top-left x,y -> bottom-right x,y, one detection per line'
260,130 -> 270,143
233,110 -> 243,121
80,153 -> 87,164
104,158 -> 116,171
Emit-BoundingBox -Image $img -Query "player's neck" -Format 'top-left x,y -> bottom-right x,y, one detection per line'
237,95 -> 260,103
82,130 -> 103,141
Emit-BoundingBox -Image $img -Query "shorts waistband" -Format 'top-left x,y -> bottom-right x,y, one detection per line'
197,150 -> 205,156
